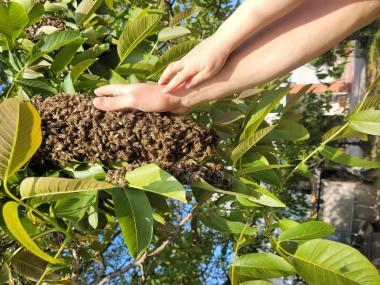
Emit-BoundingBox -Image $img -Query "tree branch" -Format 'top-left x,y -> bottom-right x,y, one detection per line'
97,206 -> 197,285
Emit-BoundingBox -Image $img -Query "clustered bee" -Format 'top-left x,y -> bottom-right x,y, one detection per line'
26,16 -> 70,40
31,94 -> 229,188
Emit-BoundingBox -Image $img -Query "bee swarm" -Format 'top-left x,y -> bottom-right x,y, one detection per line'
31,94 -> 228,188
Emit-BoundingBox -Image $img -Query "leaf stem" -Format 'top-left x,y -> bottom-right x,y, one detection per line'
230,219 -> 250,285
36,223 -> 72,285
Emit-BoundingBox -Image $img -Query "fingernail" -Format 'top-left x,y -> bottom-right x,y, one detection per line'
162,87 -> 169,94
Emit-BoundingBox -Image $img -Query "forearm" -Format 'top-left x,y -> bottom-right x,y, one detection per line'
181,0 -> 380,108
214,0 -> 304,53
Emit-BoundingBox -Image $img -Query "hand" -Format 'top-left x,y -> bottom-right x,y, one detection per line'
159,36 -> 230,94
93,83 -> 189,114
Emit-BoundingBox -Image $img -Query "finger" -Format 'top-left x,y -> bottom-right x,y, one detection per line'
94,84 -> 139,97
158,61 -> 183,85
162,69 -> 197,94
185,69 -> 210,89
93,94 -> 136,111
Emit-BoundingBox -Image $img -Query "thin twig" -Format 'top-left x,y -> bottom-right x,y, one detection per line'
97,206 -> 196,285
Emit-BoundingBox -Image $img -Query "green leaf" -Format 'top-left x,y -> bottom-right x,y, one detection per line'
349,110 -> 380,136
158,26 -> 190,41
63,72 -> 75,95
237,164 -> 290,176
148,40 -> 198,80
0,98 -> 41,181
116,62 -> 153,76
70,164 -> 106,180
241,87 -> 289,140
55,191 -> 97,222
112,188 -> 153,259
319,145 -> 380,168
17,78 -> 56,94
125,164 -> 187,203
11,251 -> 59,282
75,0 -> 103,25
278,220 -> 300,231
0,2 -> 28,44
283,84 -> 312,112
27,2 -> 44,25
238,178 -> 286,208
3,201 -> 59,264
278,221 -> 335,242
70,58 -> 97,81
292,239 -> 380,285
51,40 -> 85,75
236,253 -> 296,279
322,125 -> 368,142
0,263 -> 11,284
117,14 -> 161,64
351,93 -> 380,114
109,70 -> 128,84
20,177 -> 114,199
231,125 -> 276,163
71,43 -> 109,66
263,120 -> 309,142
29,30 -> 82,63
200,211 -> 257,235
169,6 -> 203,26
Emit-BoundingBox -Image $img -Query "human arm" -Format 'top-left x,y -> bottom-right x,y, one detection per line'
158,0 -> 304,93
93,0 -> 380,113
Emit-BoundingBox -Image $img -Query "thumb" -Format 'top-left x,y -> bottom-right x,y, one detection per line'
93,95 -> 136,111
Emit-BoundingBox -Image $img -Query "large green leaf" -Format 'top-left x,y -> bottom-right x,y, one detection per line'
17,78 -> 56,94
237,178 -> 286,208
169,6 -> 203,26
237,164 -> 290,176
11,251 -> 59,282
323,125 -> 368,142
200,211 -> 257,235
29,30 -> 82,63
351,93 -> 380,114
319,145 -> 380,168
348,110 -> 380,136
236,253 -> 296,279
20,177 -> 114,199
231,125 -> 276,163
0,2 -> 28,44
292,239 -> 380,285
3,201 -> 59,264
158,26 -> 190,42
74,0 -> 103,25
54,191 -> 97,222
0,98 -> 41,181
70,58 -> 97,81
241,87 -> 289,140
112,188 -> 153,259
71,43 -> 109,66
278,221 -> 335,242
51,40 -> 85,75
148,40 -> 198,80
263,121 -> 309,142
117,14 -> 161,64
124,164 -> 187,203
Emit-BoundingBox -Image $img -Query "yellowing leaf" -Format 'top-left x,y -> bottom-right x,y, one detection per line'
2,201 -> 59,264
0,98 -> 41,181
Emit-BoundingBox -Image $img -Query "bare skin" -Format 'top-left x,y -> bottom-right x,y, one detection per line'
93,0 -> 380,114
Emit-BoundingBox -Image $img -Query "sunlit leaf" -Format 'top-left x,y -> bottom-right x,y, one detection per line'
117,14 -> 161,64
0,2 -> 28,44
169,6 -> 203,26
278,221 -> 335,242
158,26 -> 190,41
236,253 -> 296,279
319,145 -> 380,168
348,110 -> 380,136
0,98 -> 41,181
70,58 -> 97,81
125,164 -> 187,203
75,0 -> 103,25
3,201 -> 59,264
292,239 -> 380,285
